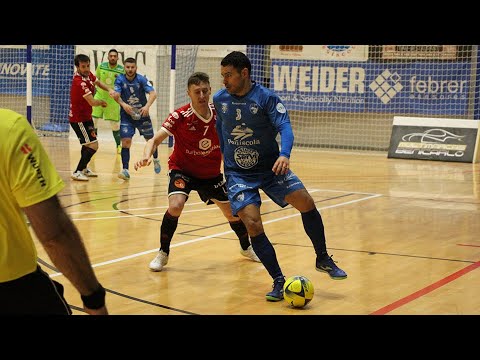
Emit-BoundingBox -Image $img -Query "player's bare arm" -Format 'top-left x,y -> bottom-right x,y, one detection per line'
134,128 -> 168,171
84,93 -> 107,107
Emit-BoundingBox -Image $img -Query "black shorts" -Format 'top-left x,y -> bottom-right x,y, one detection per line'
0,265 -> 72,315
167,170 -> 228,205
70,120 -> 97,145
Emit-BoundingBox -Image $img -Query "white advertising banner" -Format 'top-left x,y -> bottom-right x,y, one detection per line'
197,45 -> 247,58
75,45 -> 160,121
270,45 -> 369,61
382,45 -> 457,60
75,45 -> 158,82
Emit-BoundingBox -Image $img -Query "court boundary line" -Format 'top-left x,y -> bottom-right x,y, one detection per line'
50,190 -> 381,277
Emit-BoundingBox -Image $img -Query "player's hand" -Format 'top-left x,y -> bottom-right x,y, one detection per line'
109,90 -> 118,100
100,100 -> 107,108
134,158 -> 152,171
125,105 -> 135,116
139,106 -> 150,117
272,156 -> 290,175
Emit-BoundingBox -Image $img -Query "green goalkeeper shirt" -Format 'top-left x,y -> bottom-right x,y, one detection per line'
94,62 -> 125,100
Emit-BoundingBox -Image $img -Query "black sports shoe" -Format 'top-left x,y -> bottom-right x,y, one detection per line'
266,276 -> 285,301
316,255 -> 347,279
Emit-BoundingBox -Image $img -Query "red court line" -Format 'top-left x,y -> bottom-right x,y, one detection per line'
370,261 -> 480,315
457,244 -> 480,248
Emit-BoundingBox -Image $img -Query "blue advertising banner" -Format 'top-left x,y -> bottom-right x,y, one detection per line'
271,60 -> 471,116
0,45 -> 74,132
0,47 -> 53,96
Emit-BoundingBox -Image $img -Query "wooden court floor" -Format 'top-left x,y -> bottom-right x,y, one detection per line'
32,132 -> 480,315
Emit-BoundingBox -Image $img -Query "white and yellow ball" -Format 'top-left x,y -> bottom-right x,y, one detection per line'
283,275 -> 314,308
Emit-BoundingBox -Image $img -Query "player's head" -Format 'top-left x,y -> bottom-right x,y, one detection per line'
187,72 -> 211,108
74,54 -> 91,77
108,49 -> 119,66
124,57 -> 137,77
220,51 -> 251,96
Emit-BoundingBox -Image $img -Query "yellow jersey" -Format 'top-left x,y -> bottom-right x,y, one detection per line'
0,109 -> 64,282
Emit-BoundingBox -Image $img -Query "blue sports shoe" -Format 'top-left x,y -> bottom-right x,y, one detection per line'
266,276 -> 285,302
153,159 -> 161,174
316,255 -> 347,279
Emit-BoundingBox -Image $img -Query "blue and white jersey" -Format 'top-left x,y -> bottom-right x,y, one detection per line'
213,82 -> 293,175
114,73 -> 155,113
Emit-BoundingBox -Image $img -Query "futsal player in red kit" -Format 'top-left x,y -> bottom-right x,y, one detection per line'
69,53 -> 115,181
134,72 -> 260,271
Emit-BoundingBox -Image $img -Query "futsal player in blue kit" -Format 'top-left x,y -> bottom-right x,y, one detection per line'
112,57 -> 161,180
213,51 -> 347,302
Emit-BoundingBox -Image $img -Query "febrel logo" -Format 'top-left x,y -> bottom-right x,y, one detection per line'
409,76 -> 467,99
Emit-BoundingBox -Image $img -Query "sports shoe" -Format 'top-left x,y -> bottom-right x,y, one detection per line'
316,255 -> 347,279
149,250 -> 169,271
266,276 -> 285,301
117,145 -> 122,154
118,168 -> 130,180
82,168 -> 98,177
71,171 -> 89,181
153,159 -> 161,174
240,246 -> 261,262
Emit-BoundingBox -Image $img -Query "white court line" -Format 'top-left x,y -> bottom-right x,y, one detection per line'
67,190 -> 324,220
67,188 -> 369,220
50,190 -> 381,277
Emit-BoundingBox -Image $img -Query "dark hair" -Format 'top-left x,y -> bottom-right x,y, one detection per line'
188,72 -> 210,88
124,57 -> 136,65
108,48 -> 118,55
221,51 -> 251,75
74,54 -> 90,67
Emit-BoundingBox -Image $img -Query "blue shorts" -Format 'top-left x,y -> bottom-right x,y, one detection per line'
120,115 -> 155,139
225,170 -> 305,216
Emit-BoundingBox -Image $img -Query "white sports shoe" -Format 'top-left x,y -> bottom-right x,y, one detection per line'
71,171 -> 89,181
118,168 -> 130,180
149,250 -> 169,271
82,168 -> 98,177
240,245 -> 261,262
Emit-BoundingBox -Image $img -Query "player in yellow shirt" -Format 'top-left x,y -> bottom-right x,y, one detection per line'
0,109 -> 108,314
92,49 -> 125,153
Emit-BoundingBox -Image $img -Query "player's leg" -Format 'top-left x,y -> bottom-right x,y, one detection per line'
213,199 -> 261,262
149,171 -> 191,271
203,175 -> 260,262
70,120 -> 98,181
264,170 -> 347,278
227,173 -> 285,301
103,99 -> 122,153
287,188 -> 347,279
109,120 -> 121,154
118,119 -> 135,180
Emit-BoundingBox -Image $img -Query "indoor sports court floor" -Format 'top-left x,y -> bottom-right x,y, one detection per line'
32,124 -> 480,315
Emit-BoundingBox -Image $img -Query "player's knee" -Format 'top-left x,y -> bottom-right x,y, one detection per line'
168,202 -> 185,215
87,142 -> 99,151
225,214 -> 238,222
242,217 -> 263,234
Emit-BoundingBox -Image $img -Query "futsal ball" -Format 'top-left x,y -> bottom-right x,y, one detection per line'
283,275 -> 314,308
131,108 -> 141,120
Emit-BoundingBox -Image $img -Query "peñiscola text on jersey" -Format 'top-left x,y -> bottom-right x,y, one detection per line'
213,81 -> 293,175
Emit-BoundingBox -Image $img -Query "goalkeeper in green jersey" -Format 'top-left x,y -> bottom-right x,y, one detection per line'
92,48 -> 125,153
